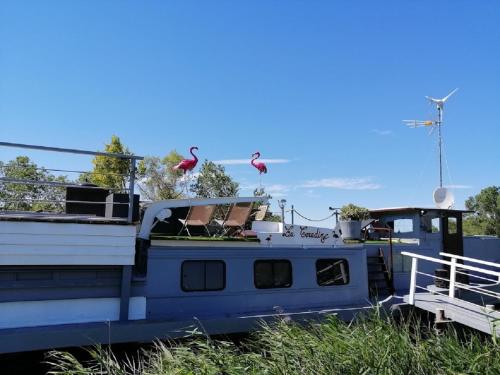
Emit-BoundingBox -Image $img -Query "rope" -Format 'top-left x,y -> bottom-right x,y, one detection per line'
409,131 -> 435,204
441,139 -> 455,189
292,208 -> 335,222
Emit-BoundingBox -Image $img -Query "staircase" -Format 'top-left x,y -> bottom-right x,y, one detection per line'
367,248 -> 394,298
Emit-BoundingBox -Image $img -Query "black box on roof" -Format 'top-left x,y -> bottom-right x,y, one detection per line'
105,193 -> 140,221
65,185 -> 109,216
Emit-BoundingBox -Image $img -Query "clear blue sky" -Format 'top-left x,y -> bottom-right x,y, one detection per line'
1,1 -> 499,224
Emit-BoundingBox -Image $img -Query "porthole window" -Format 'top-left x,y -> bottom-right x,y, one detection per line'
316,259 -> 349,286
181,260 -> 225,292
254,260 -> 292,289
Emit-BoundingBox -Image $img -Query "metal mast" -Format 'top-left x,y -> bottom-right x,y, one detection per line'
438,106 -> 443,188
403,88 -> 457,188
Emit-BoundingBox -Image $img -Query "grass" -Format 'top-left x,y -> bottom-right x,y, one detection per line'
46,311 -> 500,375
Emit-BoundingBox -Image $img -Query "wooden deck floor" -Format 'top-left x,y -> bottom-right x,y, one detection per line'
404,292 -> 500,335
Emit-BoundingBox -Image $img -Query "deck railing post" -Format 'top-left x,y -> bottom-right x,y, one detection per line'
409,257 -> 418,305
448,257 -> 457,299
127,159 -> 136,223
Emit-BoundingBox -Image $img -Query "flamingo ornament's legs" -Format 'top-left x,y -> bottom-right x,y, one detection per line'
183,171 -> 191,197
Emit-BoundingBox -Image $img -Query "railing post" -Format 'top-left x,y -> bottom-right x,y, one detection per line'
127,159 -> 136,223
448,257 -> 457,299
409,257 -> 418,305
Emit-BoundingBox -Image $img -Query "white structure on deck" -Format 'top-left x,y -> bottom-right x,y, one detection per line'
403,251 -> 500,336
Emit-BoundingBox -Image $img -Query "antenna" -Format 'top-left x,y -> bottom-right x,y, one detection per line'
403,88 -> 458,207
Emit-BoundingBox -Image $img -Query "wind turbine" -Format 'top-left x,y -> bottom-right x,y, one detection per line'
426,88 -> 458,112
403,89 -> 459,208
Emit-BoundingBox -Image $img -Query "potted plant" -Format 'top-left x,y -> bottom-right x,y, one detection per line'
339,204 -> 370,240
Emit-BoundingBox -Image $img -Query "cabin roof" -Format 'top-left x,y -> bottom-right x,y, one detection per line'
369,207 -> 473,217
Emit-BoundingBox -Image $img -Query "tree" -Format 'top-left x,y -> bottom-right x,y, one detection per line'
81,135 -> 132,191
463,186 -> 500,236
0,156 -> 68,211
137,150 -> 184,201
190,160 -> 239,198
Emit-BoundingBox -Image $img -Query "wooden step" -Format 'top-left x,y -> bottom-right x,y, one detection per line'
368,270 -> 388,275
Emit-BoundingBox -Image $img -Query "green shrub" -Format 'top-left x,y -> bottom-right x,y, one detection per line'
339,203 -> 370,221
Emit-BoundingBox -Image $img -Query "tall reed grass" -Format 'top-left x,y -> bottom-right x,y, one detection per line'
46,311 -> 500,375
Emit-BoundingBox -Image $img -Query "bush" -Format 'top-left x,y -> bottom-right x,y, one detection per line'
339,203 -> 370,221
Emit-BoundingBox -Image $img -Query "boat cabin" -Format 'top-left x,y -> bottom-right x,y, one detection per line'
0,191 -> 370,354
364,207 -> 467,290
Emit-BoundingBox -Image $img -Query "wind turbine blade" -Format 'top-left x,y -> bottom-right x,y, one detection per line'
442,88 -> 459,102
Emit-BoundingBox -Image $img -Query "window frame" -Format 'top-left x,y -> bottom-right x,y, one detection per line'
315,258 -> 350,286
181,260 -> 226,292
253,259 -> 293,289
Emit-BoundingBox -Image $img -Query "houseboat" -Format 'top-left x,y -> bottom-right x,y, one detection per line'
0,141 -> 498,353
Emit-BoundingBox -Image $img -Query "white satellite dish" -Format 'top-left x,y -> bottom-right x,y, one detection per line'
433,187 -> 455,209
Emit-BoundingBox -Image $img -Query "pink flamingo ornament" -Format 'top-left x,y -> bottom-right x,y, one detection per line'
173,146 -> 199,196
251,151 -> 268,174
173,146 -> 199,174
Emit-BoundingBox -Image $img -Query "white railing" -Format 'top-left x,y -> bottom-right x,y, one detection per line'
402,251 -> 500,305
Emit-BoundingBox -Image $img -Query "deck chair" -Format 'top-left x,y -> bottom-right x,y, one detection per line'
251,204 -> 269,221
217,202 -> 254,236
178,205 -> 216,237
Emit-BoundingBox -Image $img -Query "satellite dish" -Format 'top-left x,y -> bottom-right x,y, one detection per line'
433,187 -> 454,209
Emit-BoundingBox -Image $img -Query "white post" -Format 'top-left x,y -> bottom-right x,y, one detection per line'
409,257 -> 418,305
448,257 -> 457,299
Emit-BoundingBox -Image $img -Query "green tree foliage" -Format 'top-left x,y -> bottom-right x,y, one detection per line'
0,156 -> 68,211
464,186 -> 500,236
81,135 -> 132,191
137,150 -> 184,200
190,160 -> 239,198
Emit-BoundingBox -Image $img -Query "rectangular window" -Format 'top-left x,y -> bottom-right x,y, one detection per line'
448,217 -> 457,234
254,260 -> 292,289
394,219 -> 414,233
181,260 -> 225,292
431,217 -> 440,233
316,259 -> 349,286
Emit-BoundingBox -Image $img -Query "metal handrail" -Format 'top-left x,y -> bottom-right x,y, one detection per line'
0,141 -> 144,223
0,165 -> 131,177
402,251 -> 500,305
0,141 -> 144,160
0,198 -> 129,205
0,177 -> 127,191
440,252 -> 500,269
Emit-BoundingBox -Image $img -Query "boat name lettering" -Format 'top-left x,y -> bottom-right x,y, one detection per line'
299,226 -> 330,244
282,225 -> 295,238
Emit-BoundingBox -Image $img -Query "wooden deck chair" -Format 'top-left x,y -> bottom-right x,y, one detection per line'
251,204 -> 269,221
178,205 -> 216,237
217,202 -> 253,236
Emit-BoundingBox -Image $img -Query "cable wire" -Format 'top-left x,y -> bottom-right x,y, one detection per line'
292,208 -> 335,222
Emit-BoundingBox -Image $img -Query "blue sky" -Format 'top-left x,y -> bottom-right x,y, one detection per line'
1,1 -> 499,224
